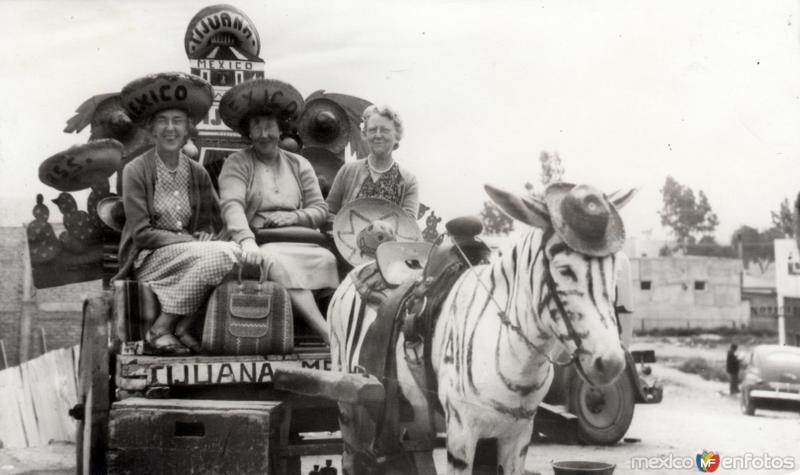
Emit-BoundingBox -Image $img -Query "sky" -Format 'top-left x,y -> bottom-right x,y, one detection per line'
2,0 -> 800,244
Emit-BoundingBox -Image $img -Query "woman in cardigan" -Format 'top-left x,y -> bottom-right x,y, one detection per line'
115,72 -> 241,356
218,79 -> 335,342
326,105 -> 420,221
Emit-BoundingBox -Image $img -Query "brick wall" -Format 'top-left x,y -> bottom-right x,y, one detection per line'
0,227 -> 101,367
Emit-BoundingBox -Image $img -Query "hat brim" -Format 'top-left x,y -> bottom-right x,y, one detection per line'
97,196 -> 125,232
333,198 -> 421,267
120,72 -> 213,125
299,147 -> 344,188
297,98 -> 350,154
39,139 -> 124,192
544,183 -> 625,257
219,79 -> 305,137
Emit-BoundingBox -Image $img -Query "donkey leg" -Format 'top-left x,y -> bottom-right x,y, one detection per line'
445,414 -> 478,474
496,422 -> 534,475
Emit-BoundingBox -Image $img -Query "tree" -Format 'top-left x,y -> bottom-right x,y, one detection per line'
769,198 -> 794,238
539,151 -> 564,188
730,224 -> 778,272
658,176 -> 719,246
480,201 -> 514,235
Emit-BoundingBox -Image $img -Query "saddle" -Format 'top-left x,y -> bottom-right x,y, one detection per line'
354,217 -> 491,460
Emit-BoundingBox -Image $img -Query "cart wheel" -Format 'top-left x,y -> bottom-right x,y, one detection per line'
740,390 -> 756,416
76,296 -> 111,475
568,372 -> 635,445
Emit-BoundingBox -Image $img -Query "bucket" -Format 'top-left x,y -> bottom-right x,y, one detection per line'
552,460 -> 616,475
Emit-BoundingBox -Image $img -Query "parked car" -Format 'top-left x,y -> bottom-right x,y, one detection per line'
740,345 -> 800,415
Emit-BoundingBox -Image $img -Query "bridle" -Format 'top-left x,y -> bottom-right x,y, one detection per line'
452,232 -> 596,375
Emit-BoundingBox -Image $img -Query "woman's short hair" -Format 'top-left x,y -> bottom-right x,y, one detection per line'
243,109 -> 293,141
361,104 -> 404,143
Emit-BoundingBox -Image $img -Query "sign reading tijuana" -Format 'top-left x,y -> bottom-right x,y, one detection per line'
184,4 -> 261,58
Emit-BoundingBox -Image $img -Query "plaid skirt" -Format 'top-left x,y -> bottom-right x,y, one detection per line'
134,241 -> 241,315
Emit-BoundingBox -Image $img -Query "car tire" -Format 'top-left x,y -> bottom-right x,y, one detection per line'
740,390 -> 756,416
568,372 -> 635,445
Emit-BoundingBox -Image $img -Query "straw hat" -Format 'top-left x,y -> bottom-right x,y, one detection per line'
544,183 -> 625,257
333,198 -> 421,266
219,79 -> 305,137
39,139 -> 123,192
297,98 -> 350,153
120,72 -> 213,124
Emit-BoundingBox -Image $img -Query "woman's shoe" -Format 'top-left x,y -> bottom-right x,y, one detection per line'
175,332 -> 203,355
145,329 -> 191,356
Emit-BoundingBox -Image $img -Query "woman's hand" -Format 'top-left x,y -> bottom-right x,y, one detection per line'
240,239 -> 263,267
193,231 -> 214,241
263,211 -> 299,228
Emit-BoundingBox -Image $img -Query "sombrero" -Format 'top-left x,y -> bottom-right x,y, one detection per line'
97,196 -> 125,232
333,198 -> 422,266
39,139 -> 123,192
544,183 -> 625,257
219,79 -> 305,137
299,147 -> 344,190
297,98 -> 350,154
120,72 -> 213,125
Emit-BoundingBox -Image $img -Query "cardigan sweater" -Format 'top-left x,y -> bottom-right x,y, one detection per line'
326,158 -> 419,221
114,149 -> 223,280
218,147 -> 328,244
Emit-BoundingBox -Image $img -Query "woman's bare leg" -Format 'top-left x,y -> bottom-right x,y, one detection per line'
288,289 -> 330,344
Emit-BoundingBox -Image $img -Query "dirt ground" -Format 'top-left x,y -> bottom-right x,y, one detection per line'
3,336 -> 799,475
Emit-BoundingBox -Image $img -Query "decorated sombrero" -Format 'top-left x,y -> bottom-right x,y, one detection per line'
219,79 -> 305,137
333,198 -> 422,266
97,196 -> 125,232
299,147 -> 344,190
39,139 -> 123,192
120,72 -> 213,124
297,98 -> 350,154
544,183 -> 625,257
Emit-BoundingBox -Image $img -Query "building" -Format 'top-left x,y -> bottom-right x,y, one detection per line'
630,256 -> 750,330
0,227 -> 100,368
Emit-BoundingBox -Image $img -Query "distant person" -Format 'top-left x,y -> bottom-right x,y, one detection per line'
727,343 -> 741,395
325,104 -> 420,221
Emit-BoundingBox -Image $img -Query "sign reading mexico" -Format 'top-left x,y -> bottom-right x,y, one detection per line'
184,4 -> 260,58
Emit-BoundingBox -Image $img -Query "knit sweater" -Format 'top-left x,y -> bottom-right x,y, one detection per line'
114,149 -> 223,280
326,158 -> 419,220
219,147 -> 328,244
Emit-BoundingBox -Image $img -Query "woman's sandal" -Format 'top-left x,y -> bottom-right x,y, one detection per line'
145,329 -> 191,356
175,332 -> 203,355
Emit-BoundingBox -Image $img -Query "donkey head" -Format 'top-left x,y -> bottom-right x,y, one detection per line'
485,183 -> 636,385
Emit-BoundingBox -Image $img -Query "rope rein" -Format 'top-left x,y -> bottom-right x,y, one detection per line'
450,233 -> 581,367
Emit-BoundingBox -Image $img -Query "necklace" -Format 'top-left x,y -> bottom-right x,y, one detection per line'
368,156 -> 394,174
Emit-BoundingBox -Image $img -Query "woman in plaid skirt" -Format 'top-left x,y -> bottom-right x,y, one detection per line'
115,72 -> 241,356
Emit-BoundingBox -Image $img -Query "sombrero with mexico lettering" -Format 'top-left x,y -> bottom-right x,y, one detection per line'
120,72 -> 213,124
544,182 -> 626,257
333,198 -> 422,266
297,98 -> 350,154
39,139 -> 124,192
219,78 -> 305,137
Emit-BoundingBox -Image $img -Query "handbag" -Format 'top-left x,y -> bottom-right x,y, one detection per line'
202,265 -> 293,355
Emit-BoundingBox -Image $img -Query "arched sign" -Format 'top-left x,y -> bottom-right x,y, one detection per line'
184,4 -> 261,58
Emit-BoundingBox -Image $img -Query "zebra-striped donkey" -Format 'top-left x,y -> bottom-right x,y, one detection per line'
329,183 -> 635,474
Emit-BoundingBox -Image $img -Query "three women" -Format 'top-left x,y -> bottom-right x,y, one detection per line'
116,72 -> 415,353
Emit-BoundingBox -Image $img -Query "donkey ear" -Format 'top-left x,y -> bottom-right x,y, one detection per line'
607,188 -> 637,210
484,184 -> 550,229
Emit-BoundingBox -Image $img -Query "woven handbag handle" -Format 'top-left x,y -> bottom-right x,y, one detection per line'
237,262 -> 265,292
